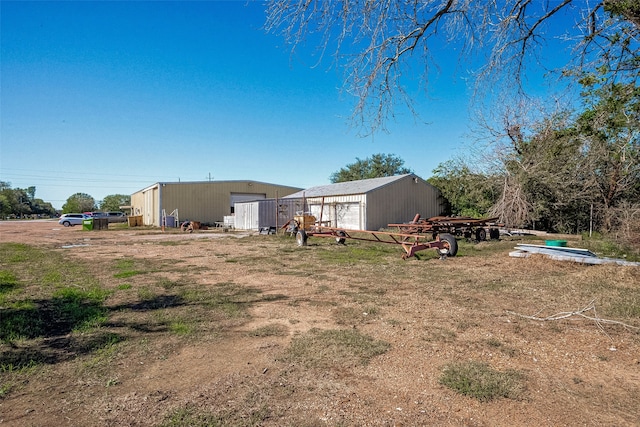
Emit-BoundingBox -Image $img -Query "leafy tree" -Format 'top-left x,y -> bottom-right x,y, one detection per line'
62,193 -> 96,214
265,1 -> 639,133
575,82 -> 640,231
484,80 -> 640,233
430,78 -> 639,235
491,116 -> 592,231
26,186 -> 36,201
0,192 -> 11,218
33,199 -> 56,216
428,160 -> 500,218
99,194 -> 131,212
329,153 -> 413,183
0,182 -> 18,218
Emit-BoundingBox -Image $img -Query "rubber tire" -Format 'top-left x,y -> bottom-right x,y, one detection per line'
335,230 -> 346,244
475,228 -> 487,241
439,233 -> 458,257
296,230 -> 308,246
62,221 -> 71,227
489,228 -> 500,240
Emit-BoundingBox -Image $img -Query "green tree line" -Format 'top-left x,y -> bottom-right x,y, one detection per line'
0,183 -> 130,218
0,182 -> 56,218
428,82 -> 639,242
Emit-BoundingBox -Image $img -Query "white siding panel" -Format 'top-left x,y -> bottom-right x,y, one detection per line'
234,201 -> 259,230
144,186 -> 158,226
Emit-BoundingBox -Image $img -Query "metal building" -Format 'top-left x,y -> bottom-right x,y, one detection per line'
235,174 -> 445,231
130,180 -> 302,227
234,198 -> 306,231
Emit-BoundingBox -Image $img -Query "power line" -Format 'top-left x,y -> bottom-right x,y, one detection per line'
0,167 -> 180,180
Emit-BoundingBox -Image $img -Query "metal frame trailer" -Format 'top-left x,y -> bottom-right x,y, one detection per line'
388,214 -> 502,241
295,225 -> 458,260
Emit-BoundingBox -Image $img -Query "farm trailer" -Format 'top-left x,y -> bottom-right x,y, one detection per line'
288,213 -> 458,260
388,214 -> 502,241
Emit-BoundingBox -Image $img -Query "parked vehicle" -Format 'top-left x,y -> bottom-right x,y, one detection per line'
90,211 -> 126,223
58,213 -> 91,227
105,212 -> 127,223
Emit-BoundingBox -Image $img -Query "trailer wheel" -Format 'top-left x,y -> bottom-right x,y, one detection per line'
439,233 -> 458,257
335,230 -> 346,244
489,228 -> 500,240
475,228 -> 487,241
296,230 -> 308,246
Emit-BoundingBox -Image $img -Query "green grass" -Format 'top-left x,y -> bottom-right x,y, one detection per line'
0,241 -> 292,403
606,288 -> 640,319
0,270 -> 20,295
316,240 -> 400,264
0,244 -> 111,342
0,359 -> 40,399
439,361 -> 526,401
248,324 -> 289,337
161,407 -> 225,427
168,319 -> 193,335
113,258 -> 149,278
581,233 -> 640,261
282,328 -> 390,368
160,405 -> 272,427
332,305 -> 380,325
51,286 -> 111,332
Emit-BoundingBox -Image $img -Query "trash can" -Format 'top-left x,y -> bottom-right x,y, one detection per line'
128,215 -> 143,227
82,218 -> 94,231
94,218 -> 108,230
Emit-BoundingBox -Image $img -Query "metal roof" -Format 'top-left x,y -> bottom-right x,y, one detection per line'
133,180 -> 302,194
283,174 -> 416,198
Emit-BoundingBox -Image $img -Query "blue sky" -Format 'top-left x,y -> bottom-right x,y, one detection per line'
1,1 -> 564,209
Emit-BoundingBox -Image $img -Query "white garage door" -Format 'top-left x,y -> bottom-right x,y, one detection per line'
335,202 -> 361,230
310,202 -> 361,229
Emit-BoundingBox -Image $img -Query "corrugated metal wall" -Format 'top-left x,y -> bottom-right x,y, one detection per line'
130,184 -> 159,226
366,175 -> 445,230
235,198 -> 305,230
298,176 -> 444,230
131,178 -> 443,230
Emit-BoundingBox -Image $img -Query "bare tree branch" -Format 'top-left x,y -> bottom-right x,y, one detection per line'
506,299 -> 640,339
265,0 -> 640,134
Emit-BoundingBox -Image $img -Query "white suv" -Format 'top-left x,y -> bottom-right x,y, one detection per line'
58,213 -> 90,227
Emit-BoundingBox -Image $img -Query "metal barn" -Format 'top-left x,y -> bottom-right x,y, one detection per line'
130,181 -> 302,227
282,174 -> 445,231
233,174 -> 445,231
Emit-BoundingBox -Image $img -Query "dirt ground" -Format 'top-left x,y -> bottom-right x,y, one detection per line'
1,220 -> 639,426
